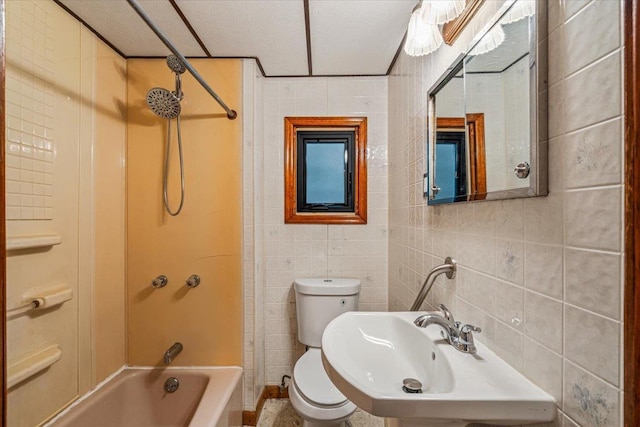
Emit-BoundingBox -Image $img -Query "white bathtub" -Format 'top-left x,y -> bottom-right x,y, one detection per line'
46,367 -> 243,427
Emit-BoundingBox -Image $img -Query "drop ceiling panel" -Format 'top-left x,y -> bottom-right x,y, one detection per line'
58,0 -> 206,57
176,0 -> 308,76
309,0 -> 416,75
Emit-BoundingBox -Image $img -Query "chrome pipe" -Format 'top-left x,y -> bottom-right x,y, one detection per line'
410,257 -> 456,311
164,342 -> 183,365
126,0 -> 238,120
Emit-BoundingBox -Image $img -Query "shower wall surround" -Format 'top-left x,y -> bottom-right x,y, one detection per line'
5,0 -> 126,425
126,59 -> 243,366
388,1 -> 623,426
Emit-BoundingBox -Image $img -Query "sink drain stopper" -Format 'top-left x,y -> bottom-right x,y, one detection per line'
402,378 -> 423,393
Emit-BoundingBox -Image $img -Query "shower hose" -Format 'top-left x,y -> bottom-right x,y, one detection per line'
163,116 -> 185,216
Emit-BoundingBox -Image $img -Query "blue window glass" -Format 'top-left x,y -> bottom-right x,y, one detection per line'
296,131 -> 355,212
306,143 -> 346,204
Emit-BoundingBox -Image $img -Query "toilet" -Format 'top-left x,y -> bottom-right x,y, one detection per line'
289,278 -> 361,427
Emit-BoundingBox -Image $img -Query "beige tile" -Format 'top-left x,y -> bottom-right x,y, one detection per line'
563,118 -> 622,189
563,361 -> 620,427
565,248 -> 621,320
524,243 -> 563,300
493,322 -> 524,371
457,268 -> 495,315
563,0 -> 620,76
564,305 -> 620,386
496,239 -> 524,285
547,21 -> 565,86
523,337 -> 563,405
456,234 -> 496,276
564,187 -> 622,252
524,291 -> 563,354
547,81 -> 565,140
562,414 -> 580,427
495,199 -> 524,240
562,51 -> 621,134
455,298 -> 496,349
524,192 -> 563,245
494,281 -> 524,331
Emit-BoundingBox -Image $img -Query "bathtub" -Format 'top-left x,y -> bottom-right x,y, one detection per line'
46,367 -> 243,427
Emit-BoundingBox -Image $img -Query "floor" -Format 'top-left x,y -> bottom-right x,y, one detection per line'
255,399 -> 385,427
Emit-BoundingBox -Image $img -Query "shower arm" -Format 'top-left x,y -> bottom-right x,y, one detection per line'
126,0 -> 238,120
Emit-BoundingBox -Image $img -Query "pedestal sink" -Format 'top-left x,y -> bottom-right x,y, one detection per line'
321,312 -> 556,427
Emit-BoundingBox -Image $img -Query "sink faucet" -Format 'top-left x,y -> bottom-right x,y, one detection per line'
410,257 -> 456,311
164,342 -> 183,364
414,304 -> 481,354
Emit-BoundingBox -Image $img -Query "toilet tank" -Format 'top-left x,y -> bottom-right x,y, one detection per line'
294,278 -> 361,348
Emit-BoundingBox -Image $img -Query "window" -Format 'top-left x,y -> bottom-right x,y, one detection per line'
284,117 -> 367,224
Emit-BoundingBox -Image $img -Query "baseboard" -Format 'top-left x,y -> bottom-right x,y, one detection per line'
241,385 -> 289,426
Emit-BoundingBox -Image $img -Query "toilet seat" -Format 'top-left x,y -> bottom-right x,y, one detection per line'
293,348 -> 349,408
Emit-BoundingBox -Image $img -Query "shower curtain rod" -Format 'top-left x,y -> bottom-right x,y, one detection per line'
126,0 -> 238,120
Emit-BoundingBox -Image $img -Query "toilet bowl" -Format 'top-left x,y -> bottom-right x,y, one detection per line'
289,349 -> 356,427
290,278 -> 361,426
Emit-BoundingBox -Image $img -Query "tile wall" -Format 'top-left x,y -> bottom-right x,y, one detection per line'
5,0 -> 55,221
388,1 -> 624,426
257,76 -> 389,385
243,60 -> 266,411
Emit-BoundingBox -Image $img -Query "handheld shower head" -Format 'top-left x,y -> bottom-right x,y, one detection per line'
146,87 -> 181,119
166,55 -> 186,75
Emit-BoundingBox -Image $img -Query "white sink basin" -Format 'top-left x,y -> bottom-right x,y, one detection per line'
321,312 -> 556,426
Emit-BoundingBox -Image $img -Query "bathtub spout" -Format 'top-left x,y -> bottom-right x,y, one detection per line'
164,342 -> 183,365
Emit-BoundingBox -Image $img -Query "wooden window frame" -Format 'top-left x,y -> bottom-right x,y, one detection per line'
436,114 -> 486,200
284,117 -> 367,224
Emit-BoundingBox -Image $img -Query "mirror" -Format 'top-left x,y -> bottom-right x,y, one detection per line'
427,0 -> 547,204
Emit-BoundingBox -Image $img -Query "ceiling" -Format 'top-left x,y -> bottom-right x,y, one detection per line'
56,0 -> 418,77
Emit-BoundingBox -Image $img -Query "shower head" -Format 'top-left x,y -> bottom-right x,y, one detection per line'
146,87 -> 181,119
166,55 -> 186,75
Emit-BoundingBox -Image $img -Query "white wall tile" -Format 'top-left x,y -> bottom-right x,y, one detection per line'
524,291 -> 563,354
524,243 -> 564,300
563,361 -> 620,427
256,76 -> 389,386
564,305 -> 620,386
523,337 -> 563,405
565,248 -> 620,320
564,187 -> 622,252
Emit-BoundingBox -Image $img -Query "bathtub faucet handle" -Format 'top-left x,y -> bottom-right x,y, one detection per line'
164,342 -> 183,365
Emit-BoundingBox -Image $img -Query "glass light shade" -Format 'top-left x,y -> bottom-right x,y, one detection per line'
501,0 -> 535,25
468,24 -> 505,56
404,10 -> 444,57
420,0 -> 465,25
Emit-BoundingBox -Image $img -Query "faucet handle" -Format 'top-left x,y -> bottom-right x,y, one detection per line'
438,304 -> 455,323
456,324 -> 481,354
460,324 -> 481,334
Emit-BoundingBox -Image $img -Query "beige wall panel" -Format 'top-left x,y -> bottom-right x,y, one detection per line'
93,40 -> 127,383
5,1 -> 81,425
126,59 -> 243,366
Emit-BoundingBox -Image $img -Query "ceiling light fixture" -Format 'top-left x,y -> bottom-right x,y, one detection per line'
420,0 -> 465,25
468,24 -> 505,56
501,0 -> 535,25
404,0 -> 465,57
404,8 -> 443,57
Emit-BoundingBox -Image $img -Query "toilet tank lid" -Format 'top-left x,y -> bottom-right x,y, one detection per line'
294,278 -> 361,296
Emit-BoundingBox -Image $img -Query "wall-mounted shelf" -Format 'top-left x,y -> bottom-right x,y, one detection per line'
7,345 -> 62,389
7,234 -> 62,251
